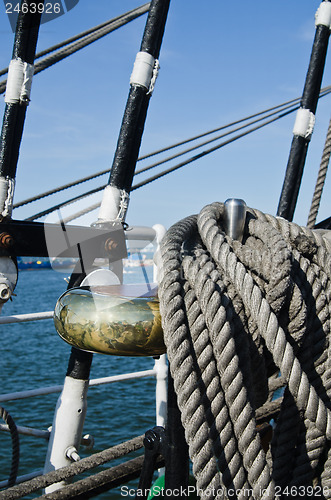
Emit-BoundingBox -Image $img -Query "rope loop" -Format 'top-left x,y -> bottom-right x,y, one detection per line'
0,405 -> 20,487
159,202 -> 331,500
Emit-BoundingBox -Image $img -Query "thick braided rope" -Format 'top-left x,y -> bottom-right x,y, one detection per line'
199,204 -> 331,434
270,244 -> 330,487
160,218 -> 248,499
307,116 -> 331,229
160,214 -> 273,499
249,207 -> 331,492
182,254 -> 273,498
159,201 -> 331,499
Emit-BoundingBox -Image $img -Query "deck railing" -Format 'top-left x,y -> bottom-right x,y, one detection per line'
0,224 -> 168,490
0,311 -> 167,488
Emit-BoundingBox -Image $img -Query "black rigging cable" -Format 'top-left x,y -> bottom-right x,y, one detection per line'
24,184 -> 107,221
137,96 -> 304,161
14,99 -> 300,209
35,6 -> 150,60
14,86 -> 331,212
13,99 -> 300,209
24,105 -> 300,221
0,4 -> 149,78
131,108 -> 297,192
0,406 -> 19,488
0,3 -> 150,94
23,91 -> 331,222
13,169 -> 110,208
134,101 -> 301,176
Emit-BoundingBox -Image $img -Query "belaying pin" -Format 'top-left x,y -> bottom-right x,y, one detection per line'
224,198 -> 247,242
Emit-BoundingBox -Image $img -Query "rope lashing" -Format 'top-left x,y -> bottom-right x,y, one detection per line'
0,406 -> 19,487
158,201 -> 331,500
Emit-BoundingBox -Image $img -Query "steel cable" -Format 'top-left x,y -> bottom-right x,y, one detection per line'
0,4 -> 150,95
13,87 -> 331,217
21,105 -> 300,221
13,101 -> 299,210
0,435 -> 143,499
0,4 -> 150,78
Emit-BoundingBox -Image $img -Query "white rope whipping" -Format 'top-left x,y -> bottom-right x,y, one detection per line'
315,1 -> 331,29
5,58 -> 34,105
292,108 -> 316,139
0,177 -> 15,219
97,185 -> 129,222
130,51 -> 159,94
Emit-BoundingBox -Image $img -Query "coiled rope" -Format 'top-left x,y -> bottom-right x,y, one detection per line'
0,406 -> 19,487
159,202 -> 331,499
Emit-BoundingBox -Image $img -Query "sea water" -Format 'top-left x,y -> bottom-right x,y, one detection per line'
0,265 -> 159,499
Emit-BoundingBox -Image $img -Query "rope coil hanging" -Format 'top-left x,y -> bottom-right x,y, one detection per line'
158,201 -> 331,499
0,406 -> 19,488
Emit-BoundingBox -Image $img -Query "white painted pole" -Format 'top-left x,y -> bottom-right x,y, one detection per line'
152,224 -> 166,283
154,354 -> 167,477
154,354 -> 167,428
43,377 -> 88,492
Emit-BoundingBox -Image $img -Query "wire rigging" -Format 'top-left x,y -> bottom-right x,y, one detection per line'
24,103 -> 302,221
131,108 -> 297,192
134,101 -> 301,176
14,98 -> 302,209
0,3 -> 150,94
14,86 -> 331,218
0,6 -> 149,78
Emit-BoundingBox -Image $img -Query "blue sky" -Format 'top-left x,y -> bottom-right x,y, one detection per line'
0,0 -> 330,230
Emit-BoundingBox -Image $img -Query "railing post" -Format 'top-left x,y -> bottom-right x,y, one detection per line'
43,376 -> 88,491
43,348 -> 91,491
154,354 -> 168,429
